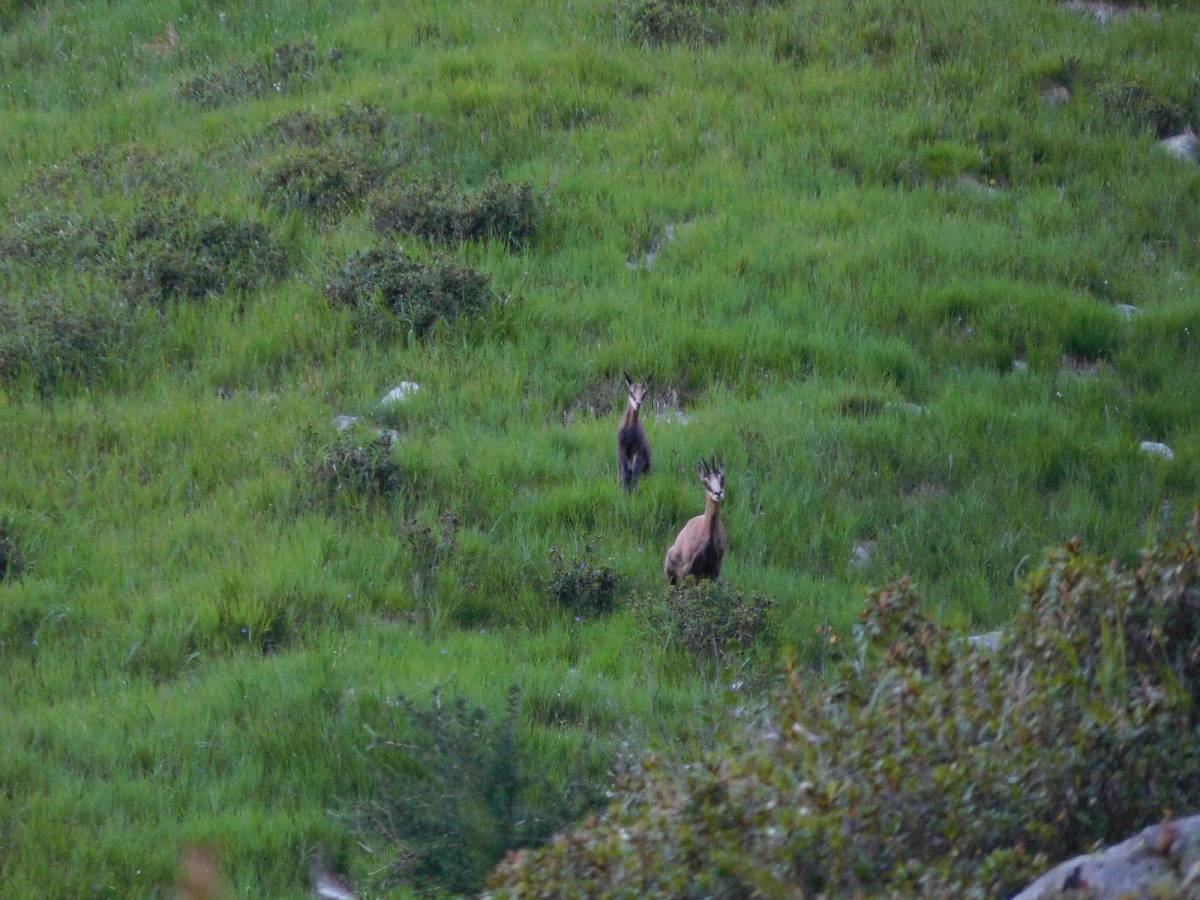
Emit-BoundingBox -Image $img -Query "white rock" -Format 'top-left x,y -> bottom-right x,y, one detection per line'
1139,441 -> 1174,460
380,382 -> 420,405
332,415 -> 358,431
1012,359 -> 1029,374
967,630 -> 1003,651
885,401 -> 929,416
1114,303 -> 1138,321
1042,84 -> 1071,106
850,541 -> 875,568
1160,131 -> 1200,163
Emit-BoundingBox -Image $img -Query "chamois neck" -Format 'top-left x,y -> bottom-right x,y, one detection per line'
705,495 -> 721,523
622,399 -> 640,426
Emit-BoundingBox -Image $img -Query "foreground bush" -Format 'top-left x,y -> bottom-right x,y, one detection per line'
180,41 -> 339,107
491,518 -> 1200,897
631,578 -> 773,660
305,431 -> 404,504
324,248 -> 497,338
546,545 -> 622,618
356,690 -> 605,895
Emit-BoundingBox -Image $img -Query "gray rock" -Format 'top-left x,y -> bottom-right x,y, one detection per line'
1012,359 -> 1029,374
1062,0 -> 1153,24
967,630 -> 1003,651
1115,303 -> 1139,321
380,382 -> 420,406
850,541 -> 875,569
1042,84 -> 1071,106
628,223 -> 677,271
1160,131 -> 1200,163
885,401 -> 929,416
1014,814 -> 1200,899
332,415 -> 358,431
378,429 -> 402,446
1140,441 -> 1175,461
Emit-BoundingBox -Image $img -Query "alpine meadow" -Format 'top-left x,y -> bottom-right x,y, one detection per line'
1,0 -> 1199,896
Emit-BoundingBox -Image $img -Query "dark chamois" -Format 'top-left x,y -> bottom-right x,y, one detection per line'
664,456 -> 726,583
617,372 -> 651,492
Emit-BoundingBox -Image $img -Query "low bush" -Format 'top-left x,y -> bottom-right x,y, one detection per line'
617,0 -> 717,46
307,432 -> 404,502
1100,81 -> 1192,139
180,41 -> 340,107
356,689 -> 606,895
0,519 -> 21,580
0,212 -> 113,270
491,518 -> 1200,897
260,145 -> 388,218
324,248 -> 497,338
369,178 -> 538,247
631,579 -> 773,660
266,102 -> 389,146
546,545 -> 621,618
0,292 -> 133,393
123,214 -> 288,303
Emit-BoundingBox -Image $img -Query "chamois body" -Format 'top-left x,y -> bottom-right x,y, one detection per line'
664,458 -> 726,583
617,373 -> 651,492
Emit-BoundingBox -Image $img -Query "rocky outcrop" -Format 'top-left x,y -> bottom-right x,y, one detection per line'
1014,815 -> 1200,899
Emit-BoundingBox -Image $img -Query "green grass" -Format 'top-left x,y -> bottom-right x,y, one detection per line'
1,0 -> 1199,894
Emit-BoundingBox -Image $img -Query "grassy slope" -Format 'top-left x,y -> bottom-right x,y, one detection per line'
1,0 -> 1199,894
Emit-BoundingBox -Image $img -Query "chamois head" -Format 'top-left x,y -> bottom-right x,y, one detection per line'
698,456 -> 725,504
624,372 -> 649,412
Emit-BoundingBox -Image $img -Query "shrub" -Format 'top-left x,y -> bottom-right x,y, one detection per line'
356,689 -> 605,895
123,214 -> 288,303
491,518 -> 1200,897
307,432 -> 404,502
266,102 -> 388,146
617,0 -> 716,46
260,145 -> 387,218
0,212 -> 113,270
631,579 -> 773,660
370,178 -> 538,247
180,41 -> 340,107
0,519 -> 21,580
0,292 -> 133,393
1100,81 -> 1191,139
546,545 -> 621,617
324,248 -> 497,338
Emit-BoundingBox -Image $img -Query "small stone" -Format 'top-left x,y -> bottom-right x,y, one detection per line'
1012,359 -> 1029,374
378,429 -> 402,446
1042,84 -> 1071,106
885,401 -> 929,416
332,415 -> 358,431
967,630 -> 1003,651
380,382 -> 420,405
1159,131 -> 1199,163
1139,441 -> 1175,461
1114,303 -> 1138,321
850,541 -> 875,569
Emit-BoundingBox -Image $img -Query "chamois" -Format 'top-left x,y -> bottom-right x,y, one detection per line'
617,372 -> 651,492
664,456 -> 726,583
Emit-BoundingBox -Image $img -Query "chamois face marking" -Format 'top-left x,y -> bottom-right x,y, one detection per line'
624,371 -> 648,411
699,458 -> 725,503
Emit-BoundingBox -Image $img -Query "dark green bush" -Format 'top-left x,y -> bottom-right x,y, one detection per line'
357,689 -> 605,895
370,178 -> 538,247
0,293 -> 133,393
260,145 -> 387,218
631,579 -> 773,660
308,432 -> 404,502
0,212 -> 113,270
1100,81 -> 1192,139
123,214 -> 288,303
266,102 -> 388,147
617,0 -> 716,46
180,41 -> 340,107
491,520 -> 1200,897
324,248 -> 497,338
0,519 -> 21,580
547,546 -> 621,618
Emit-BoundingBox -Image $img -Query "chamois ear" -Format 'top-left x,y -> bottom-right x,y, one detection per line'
697,458 -> 707,478
624,371 -> 634,388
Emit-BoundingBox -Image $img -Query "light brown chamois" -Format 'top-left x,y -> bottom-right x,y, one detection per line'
664,456 -> 727,583
616,372 -> 651,492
